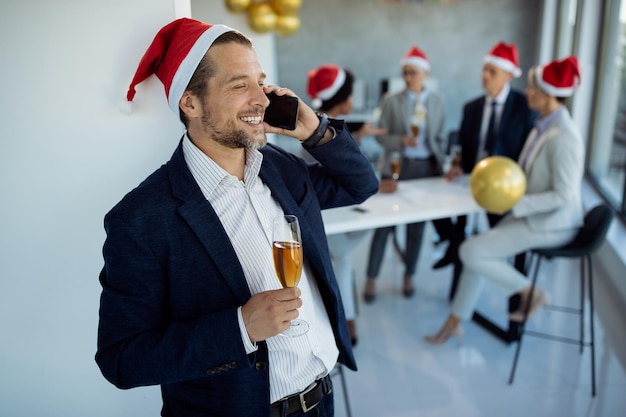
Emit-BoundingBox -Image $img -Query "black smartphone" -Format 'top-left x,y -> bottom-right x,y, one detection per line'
264,92 -> 299,130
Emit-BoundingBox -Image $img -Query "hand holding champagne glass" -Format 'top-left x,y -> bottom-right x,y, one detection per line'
272,214 -> 309,336
410,119 -> 420,138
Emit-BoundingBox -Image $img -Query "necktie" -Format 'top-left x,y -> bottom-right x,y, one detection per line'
484,101 -> 498,155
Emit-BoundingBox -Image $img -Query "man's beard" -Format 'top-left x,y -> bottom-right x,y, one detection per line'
201,108 -> 267,150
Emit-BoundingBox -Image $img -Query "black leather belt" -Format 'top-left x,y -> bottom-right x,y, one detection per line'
270,375 -> 332,416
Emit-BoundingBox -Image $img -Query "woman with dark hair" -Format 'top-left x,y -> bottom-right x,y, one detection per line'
307,64 -> 387,344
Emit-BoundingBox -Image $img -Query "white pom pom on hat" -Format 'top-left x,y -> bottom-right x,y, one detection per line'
483,41 -> 522,78
121,18 -> 235,115
400,46 -> 430,73
306,64 -> 346,109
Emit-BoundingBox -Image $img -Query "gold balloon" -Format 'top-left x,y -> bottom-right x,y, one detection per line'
248,3 -> 277,33
271,0 -> 302,14
275,13 -> 300,36
225,0 -> 251,13
469,156 -> 527,213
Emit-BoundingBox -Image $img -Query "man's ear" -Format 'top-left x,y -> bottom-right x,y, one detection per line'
179,91 -> 201,119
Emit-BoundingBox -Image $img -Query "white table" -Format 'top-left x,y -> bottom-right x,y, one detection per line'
323,176 -> 522,344
322,176 -> 482,235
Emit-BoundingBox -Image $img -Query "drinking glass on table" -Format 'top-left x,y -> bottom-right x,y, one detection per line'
389,151 -> 401,180
272,214 -> 309,337
444,144 -> 463,181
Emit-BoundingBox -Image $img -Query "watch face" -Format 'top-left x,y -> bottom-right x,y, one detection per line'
264,92 -> 299,130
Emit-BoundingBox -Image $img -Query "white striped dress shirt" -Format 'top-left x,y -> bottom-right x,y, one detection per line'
182,135 -> 338,402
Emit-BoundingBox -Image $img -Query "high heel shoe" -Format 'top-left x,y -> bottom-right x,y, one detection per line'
509,289 -> 550,322
402,277 -> 415,298
424,320 -> 463,345
363,278 -> 376,304
347,319 -> 358,346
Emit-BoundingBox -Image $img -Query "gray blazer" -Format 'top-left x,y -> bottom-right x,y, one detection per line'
513,108 -> 584,232
376,89 -> 446,174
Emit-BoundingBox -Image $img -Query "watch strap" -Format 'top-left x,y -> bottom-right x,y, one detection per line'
301,112 -> 330,149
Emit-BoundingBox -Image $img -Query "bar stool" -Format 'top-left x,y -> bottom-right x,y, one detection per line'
508,204 -> 613,397
330,364 -> 353,417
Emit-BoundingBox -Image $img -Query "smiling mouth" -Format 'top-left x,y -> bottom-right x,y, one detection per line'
240,115 -> 263,124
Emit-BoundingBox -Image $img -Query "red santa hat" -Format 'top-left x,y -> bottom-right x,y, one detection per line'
306,64 -> 347,109
400,46 -> 431,72
535,56 -> 581,97
483,41 -> 522,78
121,18 -> 236,114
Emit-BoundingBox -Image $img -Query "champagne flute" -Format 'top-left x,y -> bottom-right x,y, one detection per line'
389,151 -> 401,180
443,144 -> 462,174
272,214 -> 309,337
450,144 -> 462,169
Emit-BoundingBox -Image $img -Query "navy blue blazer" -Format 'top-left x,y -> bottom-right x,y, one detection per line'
96,120 -> 378,417
458,88 -> 537,173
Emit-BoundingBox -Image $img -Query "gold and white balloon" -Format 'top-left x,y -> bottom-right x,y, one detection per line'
225,0 -> 302,36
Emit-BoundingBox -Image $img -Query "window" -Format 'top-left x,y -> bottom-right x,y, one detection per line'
587,0 -> 626,219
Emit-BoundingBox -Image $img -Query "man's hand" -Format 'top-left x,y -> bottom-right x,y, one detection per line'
445,165 -> 464,181
402,134 -> 418,148
262,85 -> 321,141
241,287 -> 302,342
379,178 -> 398,194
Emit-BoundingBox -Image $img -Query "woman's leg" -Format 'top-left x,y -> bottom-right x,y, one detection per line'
366,226 -> 394,278
450,216 -> 576,320
327,231 -> 369,320
364,226 -> 394,302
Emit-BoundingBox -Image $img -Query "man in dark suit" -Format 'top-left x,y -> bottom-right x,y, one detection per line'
433,41 -> 537,269
95,18 -> 378,417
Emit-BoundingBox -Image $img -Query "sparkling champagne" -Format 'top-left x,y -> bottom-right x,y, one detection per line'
390,159 -> 401,180
272,241 -> 303,288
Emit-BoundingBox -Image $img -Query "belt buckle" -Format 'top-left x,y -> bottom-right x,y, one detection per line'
298,381 -> 319,413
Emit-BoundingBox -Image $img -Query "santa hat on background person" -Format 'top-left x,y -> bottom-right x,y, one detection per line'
483,41 -> 522,78
535,56 -> 581,97
120,18 -> 236,114
306,64 -> 347,109
400,46 -> 431,73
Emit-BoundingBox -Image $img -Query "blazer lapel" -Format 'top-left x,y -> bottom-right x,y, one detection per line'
168,144 -> 251,304
519,128 -> 552,174
258,157 -> 326,279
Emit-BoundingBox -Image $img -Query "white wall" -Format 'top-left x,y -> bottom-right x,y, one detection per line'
0,1 -> 269,415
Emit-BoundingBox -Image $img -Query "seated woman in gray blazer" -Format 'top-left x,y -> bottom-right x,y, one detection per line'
426,56 -> 584,344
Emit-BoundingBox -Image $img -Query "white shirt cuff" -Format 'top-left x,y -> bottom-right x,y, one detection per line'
237,306 -> 258,354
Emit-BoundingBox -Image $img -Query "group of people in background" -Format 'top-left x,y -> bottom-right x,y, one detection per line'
95,17 -> 585,416
306,41 -> 583,347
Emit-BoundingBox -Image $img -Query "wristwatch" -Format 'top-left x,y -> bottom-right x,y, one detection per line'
301,112 -> 330,149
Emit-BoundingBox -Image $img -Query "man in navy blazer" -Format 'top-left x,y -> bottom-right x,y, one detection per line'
96,19 -> 378,417
433,42 -> 537,269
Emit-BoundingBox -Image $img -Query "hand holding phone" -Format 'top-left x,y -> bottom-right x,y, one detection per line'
264,92 -> 299,131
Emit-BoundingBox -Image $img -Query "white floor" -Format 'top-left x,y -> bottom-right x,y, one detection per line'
330,223 -> 626,417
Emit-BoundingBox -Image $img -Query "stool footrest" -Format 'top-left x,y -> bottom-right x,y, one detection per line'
524,330 -> 592,347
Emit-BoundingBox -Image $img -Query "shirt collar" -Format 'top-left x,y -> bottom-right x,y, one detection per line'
182,133 -> 264,200
407,87 -> 429,102
534,106 -> 564,136
488,83 -> 511,106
